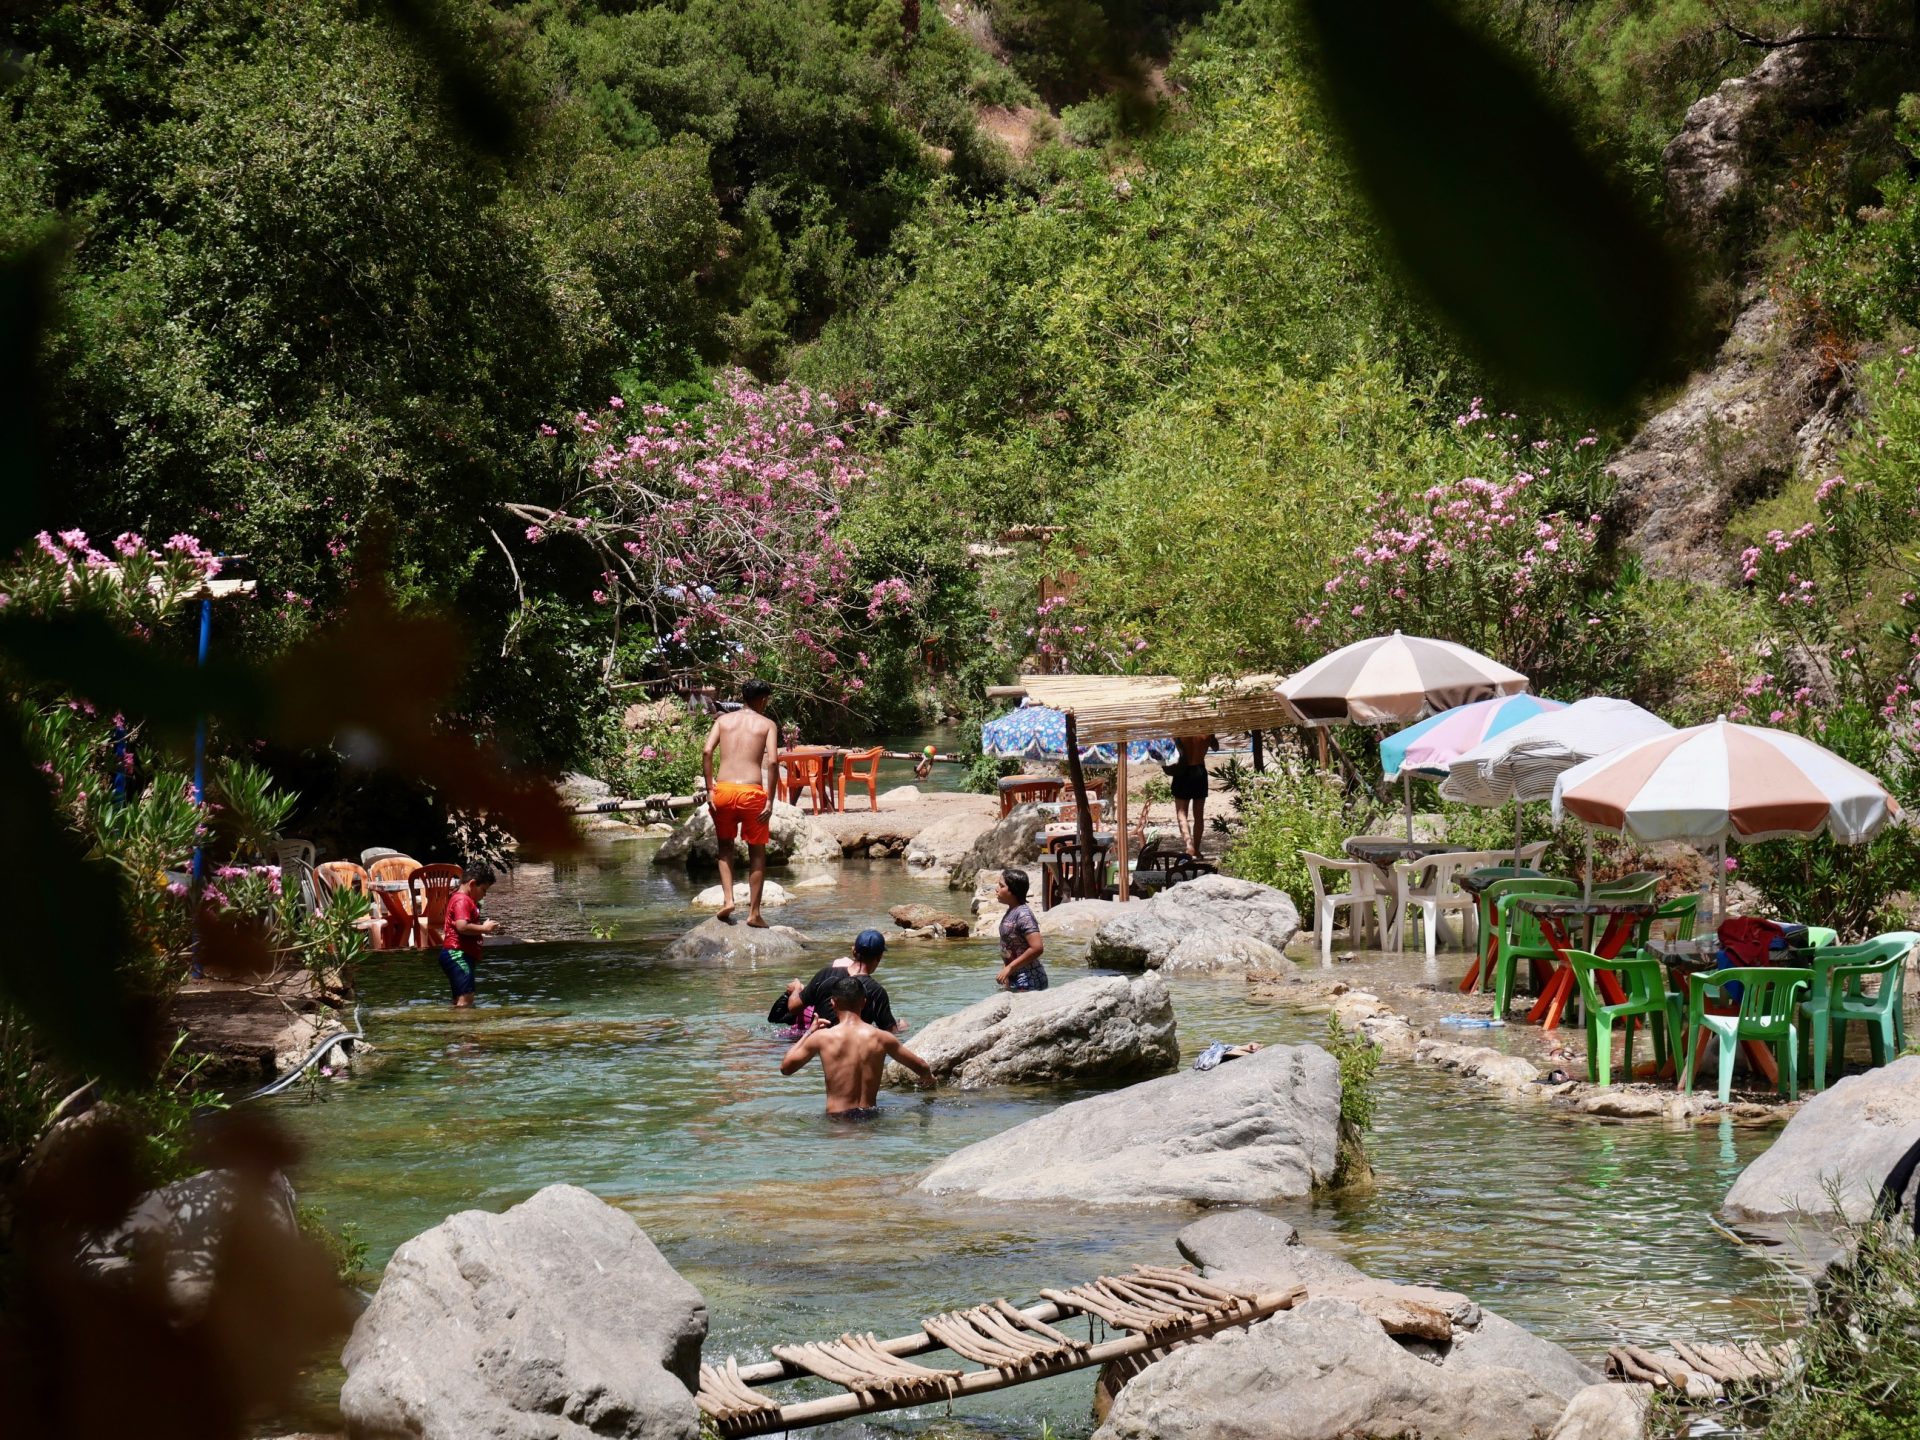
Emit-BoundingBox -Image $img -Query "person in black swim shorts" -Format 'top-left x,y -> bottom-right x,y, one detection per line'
1166,734 -> 1214,858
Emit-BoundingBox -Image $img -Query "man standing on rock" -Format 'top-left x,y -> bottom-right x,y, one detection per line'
780,976 -> 935,1117
701,679 -> 779,926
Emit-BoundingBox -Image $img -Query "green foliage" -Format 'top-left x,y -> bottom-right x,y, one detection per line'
961,753 -> 1021,794
296,1201 -> 370,1288
1322,1014 -> 1379,1134
1222,761 -> 1384,905
1740,1209 -> 1920,1440
593,708 -> 706,800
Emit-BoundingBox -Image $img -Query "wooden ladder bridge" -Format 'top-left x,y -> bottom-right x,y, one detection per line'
695,1264 -> 1303,1437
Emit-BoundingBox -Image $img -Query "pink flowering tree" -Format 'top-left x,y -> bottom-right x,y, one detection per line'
1301,408 -> 1609,687
511,371 -> 914,709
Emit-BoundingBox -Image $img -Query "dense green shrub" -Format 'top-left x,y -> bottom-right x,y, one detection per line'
593,709 -> 707,800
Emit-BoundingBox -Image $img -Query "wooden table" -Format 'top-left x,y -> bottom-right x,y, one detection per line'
1040,829 -> 1114,908
999,775 -> 1066,816
1513,897 -> 1657,1033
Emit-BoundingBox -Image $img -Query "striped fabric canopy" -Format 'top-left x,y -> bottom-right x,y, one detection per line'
1280,632 -> 1527,727
1441,697 -> 1673,807
980,704 -> 1179,765
1380,694 -> 1566,782
1551,717 -> 1900,846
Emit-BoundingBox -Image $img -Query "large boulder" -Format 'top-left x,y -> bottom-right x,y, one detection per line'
1088,874 -> 1301,972
663,917 -> 808,966
1037,897 -> 1121,938
1093,1297 -> 1581,1440
918,1043 -> 1340,1204
884,973 -> 1178,1089
948,804 -> 1050,892
75,1167 -> 299,1317
1723,1056 -> 1920,1223
341,1184 -> 707,1440
904,811 -> 999,880
654,800 -> 840,870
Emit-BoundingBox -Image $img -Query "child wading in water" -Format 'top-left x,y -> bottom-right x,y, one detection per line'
439,865 -> 499,1008
994,868 -> 1048,991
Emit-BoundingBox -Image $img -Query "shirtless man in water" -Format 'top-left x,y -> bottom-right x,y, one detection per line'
701,679 -> 780,926
780,978 -> 935,1117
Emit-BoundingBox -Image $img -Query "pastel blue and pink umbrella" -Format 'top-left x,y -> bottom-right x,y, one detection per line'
1380,693 -> 1567,840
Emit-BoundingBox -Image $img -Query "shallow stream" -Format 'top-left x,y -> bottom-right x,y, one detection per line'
270,841 -> 1794,1437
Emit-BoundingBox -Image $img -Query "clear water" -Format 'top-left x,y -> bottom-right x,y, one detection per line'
270,842 -> 1793,1436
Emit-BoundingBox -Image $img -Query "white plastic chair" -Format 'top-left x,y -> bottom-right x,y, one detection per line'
1302,852 -> 1390,966
1390,851 -> 1490,959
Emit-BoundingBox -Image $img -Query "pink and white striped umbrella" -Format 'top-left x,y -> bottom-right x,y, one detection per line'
1551,717 -> 1899,846
1552,716 -> 1900,917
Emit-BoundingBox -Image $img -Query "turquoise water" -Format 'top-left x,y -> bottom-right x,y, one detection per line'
271,843 -> 1791,1435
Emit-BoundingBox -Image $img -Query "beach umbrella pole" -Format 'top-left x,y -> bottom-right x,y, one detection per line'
1512,801 -> 1521,862
1584,828 -> 1593,902
1717,839 -> 1728,928
1403,773 -> 1414,842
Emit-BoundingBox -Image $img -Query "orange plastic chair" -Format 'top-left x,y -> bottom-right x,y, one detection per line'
778,754 -> 832,814
838,748 -> 884,812
367,854 -> 422,949
411,863 -> 465,951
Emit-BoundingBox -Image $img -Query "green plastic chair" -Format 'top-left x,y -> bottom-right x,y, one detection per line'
1460,867 -> 1548,991
1635,893 -> 1701,949
1593,871 -> 1662,898
1801,931 -> 1919,1089
1490,880 -> 1582,1017
1566,949 -> 1677,1087
1680,967 -> 1812,1103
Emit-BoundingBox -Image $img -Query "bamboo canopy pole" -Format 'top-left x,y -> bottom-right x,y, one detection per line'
1116,744 -> 1130,904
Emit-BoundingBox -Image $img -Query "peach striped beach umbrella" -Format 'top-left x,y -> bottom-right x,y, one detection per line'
1551,716 -> 1900,918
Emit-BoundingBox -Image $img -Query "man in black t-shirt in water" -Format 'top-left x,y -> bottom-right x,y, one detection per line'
768,928 -> 903,1033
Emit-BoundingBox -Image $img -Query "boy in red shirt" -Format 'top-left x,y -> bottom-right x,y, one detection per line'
439,865 -> 499,1008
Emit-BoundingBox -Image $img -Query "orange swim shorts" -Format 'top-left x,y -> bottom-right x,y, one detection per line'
709,782 -> 771,847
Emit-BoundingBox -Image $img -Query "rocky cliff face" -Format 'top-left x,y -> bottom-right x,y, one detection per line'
1609,44 -> 1859,580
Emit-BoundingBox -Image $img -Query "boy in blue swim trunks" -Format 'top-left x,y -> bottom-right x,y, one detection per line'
995,868 -> 1047,992
438,865 -> 498,1007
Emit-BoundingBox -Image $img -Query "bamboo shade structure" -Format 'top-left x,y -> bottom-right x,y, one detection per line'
1016,673 -> 1301,743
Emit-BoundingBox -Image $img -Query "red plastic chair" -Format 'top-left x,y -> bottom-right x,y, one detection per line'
838,748 -> 884,812
411,863 -> 465,950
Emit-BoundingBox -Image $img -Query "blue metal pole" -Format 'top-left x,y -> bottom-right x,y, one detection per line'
191,595 -> 212,880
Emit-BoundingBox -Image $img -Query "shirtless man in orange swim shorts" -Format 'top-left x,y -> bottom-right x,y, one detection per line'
701,678 -> 780,926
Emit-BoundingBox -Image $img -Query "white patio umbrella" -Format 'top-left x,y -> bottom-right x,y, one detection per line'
1442,697 -> 1675,876
1280,632 -> 1529,838
1550,716 -> 1901,922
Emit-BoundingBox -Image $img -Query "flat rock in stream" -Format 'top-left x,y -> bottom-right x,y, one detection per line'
884,973 -> 1177,1089
918,1043 -> 1340,1204
1723,1055 -> 1920,1222
1088,874 -> 1301,972
1093,1298 -> 1580,1440
692,880 -> 792,909
888,903 -> 972,937
664,917 -> 808,965
1101,1216 -> 1599,1440
340,1184 -> 707,1440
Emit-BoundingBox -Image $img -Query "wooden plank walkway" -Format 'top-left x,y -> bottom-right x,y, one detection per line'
695,1264 -> 1303,1436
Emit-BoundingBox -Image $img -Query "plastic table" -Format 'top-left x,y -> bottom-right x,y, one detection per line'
1513,896 -> 1657,1033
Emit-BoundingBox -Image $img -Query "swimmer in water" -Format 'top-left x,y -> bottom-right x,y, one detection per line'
780,977 -> 936,1117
